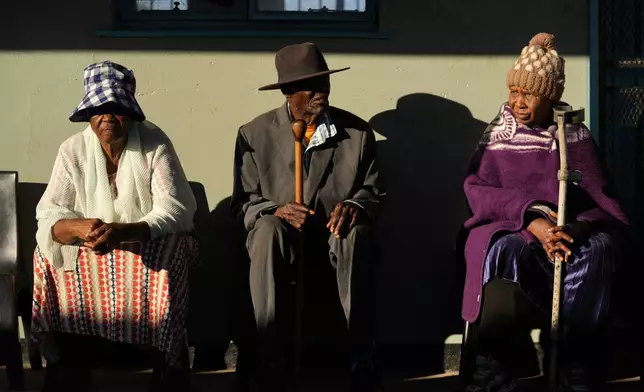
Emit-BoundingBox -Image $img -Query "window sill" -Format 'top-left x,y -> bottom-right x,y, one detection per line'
96,28 -> 388,40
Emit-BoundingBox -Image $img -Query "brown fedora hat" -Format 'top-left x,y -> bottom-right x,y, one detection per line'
258,42 -> 350,91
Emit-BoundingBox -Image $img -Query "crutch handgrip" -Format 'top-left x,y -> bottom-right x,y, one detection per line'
553,106 -> 585,124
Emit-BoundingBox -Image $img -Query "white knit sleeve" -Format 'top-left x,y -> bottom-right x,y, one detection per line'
35,145 -> 81,268
139,138 -> 197,239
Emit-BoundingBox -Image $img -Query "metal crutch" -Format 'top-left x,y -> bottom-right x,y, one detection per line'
549,105 -> 585,392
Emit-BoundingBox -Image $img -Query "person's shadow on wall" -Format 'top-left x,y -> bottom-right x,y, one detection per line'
369,93 -> 486,374
187,186 -> 246,370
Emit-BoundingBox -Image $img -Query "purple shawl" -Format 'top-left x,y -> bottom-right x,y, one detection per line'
461,104 -> 628,322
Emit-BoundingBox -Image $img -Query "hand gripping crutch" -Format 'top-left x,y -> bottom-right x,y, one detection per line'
549,106 -> 585,392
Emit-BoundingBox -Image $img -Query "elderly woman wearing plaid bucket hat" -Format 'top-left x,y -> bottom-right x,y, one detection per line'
31,61 -> 198,391
459,33 -> 628,392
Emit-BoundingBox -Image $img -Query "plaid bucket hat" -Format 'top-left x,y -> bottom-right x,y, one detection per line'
69,61 -> 145,122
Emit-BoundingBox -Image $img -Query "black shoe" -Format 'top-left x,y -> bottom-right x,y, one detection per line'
350,353 -> 382,392
462,356 -> 517,392
559,361 -> 600,392
191,343 -> 229,371
42,363 -> 66,392
253,354 -> 292,392
149,365 -> 192,392
42,363 -> 92,392
233,375 -> 251,392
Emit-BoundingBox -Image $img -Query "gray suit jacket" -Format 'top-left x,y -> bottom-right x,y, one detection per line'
232,102 -> 384,232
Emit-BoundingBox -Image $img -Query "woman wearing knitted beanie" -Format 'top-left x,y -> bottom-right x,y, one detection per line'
459,33 -> 629,392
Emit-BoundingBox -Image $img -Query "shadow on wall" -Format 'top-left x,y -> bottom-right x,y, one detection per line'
369,93 -> 486,354
0,0 -> 588,54
186,188 -> 245,369
185,186 -> 245,345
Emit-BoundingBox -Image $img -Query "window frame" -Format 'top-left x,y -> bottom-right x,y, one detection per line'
113,0 -> 379,32
248,1 -> 376,23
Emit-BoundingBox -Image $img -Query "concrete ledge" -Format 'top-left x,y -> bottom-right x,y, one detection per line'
16,323 -> 640,381
96,29 -> 389,39
18,338 -> 639,380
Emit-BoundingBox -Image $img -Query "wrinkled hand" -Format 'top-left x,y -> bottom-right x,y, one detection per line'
73,218 -> 104,242
327,201 -> 361,239
527,217 -> 575,262
549,211 -> 591,241
83,223 -> 127,255
274,202 -> 315,230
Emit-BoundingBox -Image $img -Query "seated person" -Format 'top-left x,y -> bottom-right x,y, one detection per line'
231,42 -> 385,391
460,33 -> 628,392
32,61 -> 198,392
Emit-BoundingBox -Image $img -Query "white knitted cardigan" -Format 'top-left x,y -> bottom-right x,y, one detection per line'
36,122 -> 197,271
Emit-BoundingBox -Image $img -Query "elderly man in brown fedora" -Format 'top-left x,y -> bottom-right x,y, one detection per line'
231,42 -> 384,391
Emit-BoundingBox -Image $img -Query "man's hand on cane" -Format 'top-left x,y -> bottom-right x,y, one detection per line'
327,201 -> 362,239
275,202 -> 315,230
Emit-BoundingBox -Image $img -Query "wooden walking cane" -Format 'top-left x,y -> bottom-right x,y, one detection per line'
291,119 -> 306,387
548,106 -> 584,392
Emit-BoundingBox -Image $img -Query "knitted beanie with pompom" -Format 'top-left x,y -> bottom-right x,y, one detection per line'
507,32 -> 565,101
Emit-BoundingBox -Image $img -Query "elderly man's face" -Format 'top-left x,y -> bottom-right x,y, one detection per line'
508,86 -> 553,127
88,102 -> 132,145
283,76 -> 331,119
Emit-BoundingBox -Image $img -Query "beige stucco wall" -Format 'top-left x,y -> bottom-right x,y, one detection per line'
0,52 -> 588,197
0,0 -> 590,345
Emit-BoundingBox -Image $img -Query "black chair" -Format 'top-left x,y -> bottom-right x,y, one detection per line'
15,182 -> 46,372
456,226 -> 544,385
0,171 -> 25,390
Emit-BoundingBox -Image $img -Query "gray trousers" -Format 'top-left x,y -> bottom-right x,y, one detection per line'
247,215 -> 376,355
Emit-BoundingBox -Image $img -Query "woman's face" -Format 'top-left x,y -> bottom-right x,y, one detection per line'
88,103 -> 132,145
508,86 -> 554,127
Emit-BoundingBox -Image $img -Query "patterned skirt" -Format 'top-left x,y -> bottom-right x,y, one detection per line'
32,233 -> 198,367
